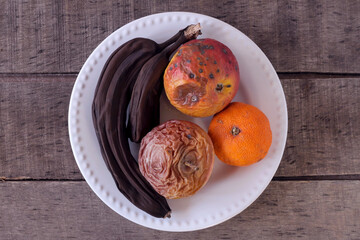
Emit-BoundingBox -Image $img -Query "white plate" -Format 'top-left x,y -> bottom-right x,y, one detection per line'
68,12 -> 288,232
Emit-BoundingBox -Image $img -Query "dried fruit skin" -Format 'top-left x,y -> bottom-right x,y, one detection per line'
164,38 -> 240,117
139,120 -> 214,199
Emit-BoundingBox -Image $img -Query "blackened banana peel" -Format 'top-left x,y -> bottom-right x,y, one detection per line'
128,24 -> 202,143
92,24 -> 201,218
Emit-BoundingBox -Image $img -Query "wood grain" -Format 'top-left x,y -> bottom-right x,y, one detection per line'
278,77 -> 360,176
0,0 -> 359,74
0,75 -> 359,179
0,75 -> 80,179
0,0 -> 134,73
1,1 -> 358,239
0,181 -> 358,240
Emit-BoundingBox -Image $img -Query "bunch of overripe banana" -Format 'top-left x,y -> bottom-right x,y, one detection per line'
92,24 -> 202,218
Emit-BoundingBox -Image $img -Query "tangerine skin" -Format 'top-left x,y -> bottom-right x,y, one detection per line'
164,38 -> 240,117
208,102 -> 272,166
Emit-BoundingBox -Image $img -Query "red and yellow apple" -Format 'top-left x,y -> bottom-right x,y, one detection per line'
164,38 -> 240,117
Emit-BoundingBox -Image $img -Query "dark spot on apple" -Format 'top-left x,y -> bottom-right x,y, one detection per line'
216,69 -> 220,73
214,60 -> 217,64
189,73 -> 194,78
216,83 -> 223,92
187,59 -> 191,63
174,63 -> 178,68
199,62 -> 203,66
209,73 -> 214,79
199,69 -> 203,73
199,44 -> 214,55
222,48 -> 228,54
187,134 -> 192,139
226,84 -> 231,88
170,67 -> 173,70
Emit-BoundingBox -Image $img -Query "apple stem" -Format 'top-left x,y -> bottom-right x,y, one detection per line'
184,161 -> 199,171
216,83 -> 223,92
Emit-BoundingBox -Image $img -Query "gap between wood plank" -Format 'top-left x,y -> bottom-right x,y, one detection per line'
278,72 -> 360,79
0,72 -> 360,78
1,175 -> 359,182
273,175 -> 360,181
0,177 -> 84,182
0,72 -> 79,76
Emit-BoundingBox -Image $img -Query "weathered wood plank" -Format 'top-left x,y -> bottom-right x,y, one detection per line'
278,77 -> 360,176
0,0 -> 134,73
134,0 -> 360,74
0,0 -> 359,73
0,75 -> 80,179
0,181 -> 358,239
0,75 -> 359,179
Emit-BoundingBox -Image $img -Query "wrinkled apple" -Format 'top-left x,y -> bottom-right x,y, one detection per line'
138,120 -> 214,199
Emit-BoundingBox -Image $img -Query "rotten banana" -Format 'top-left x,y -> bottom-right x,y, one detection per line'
127,23 -> 202,143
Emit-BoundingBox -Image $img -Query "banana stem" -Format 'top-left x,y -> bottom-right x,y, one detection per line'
163,23 -> 202,59
158,23 -> 202,51
184,23 -> 202,39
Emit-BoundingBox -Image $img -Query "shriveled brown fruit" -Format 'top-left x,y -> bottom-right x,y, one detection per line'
139,120 -> 214,199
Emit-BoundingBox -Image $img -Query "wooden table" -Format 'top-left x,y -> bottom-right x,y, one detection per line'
1,1 -> 359,239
